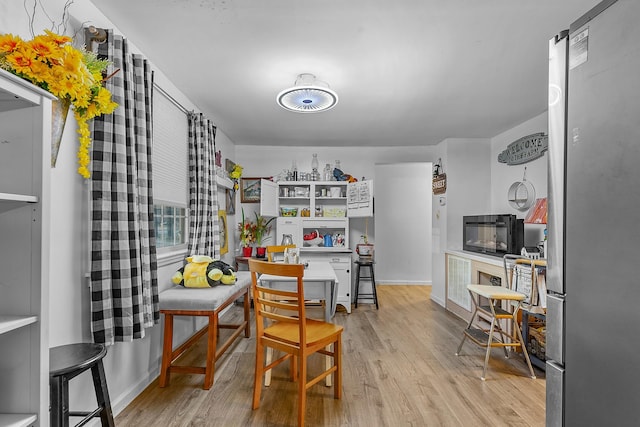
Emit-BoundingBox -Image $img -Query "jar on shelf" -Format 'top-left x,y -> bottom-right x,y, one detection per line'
323,164 -> 332,181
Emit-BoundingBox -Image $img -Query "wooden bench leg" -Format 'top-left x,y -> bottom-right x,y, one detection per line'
159,314 -> 174,387
204,313 -> 218,390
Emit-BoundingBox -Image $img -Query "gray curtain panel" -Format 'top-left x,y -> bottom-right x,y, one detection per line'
187,113 -> 220,257
90,30 -> 159,345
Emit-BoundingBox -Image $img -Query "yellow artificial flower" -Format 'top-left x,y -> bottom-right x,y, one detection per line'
0,31 -> 118,178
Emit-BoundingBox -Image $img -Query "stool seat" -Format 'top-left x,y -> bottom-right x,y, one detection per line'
49,343 -> 115,427
50,343 -> 106,377
354,259 -> 378,309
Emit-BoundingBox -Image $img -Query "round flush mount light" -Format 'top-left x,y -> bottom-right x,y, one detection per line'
276,73 -> 338,113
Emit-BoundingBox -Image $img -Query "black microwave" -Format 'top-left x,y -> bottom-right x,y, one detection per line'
463,214 -> 524,257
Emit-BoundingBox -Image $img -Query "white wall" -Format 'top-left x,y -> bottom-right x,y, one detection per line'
490,112 -> 548,246
429,138 -> 492,305
374,163 -> 432,284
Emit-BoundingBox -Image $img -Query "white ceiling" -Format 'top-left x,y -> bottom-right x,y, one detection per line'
91,0 -> 598,147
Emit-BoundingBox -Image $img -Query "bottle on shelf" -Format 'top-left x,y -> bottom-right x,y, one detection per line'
333,160 -> 342,180
324,163 -> 332,181
292,160 -> 298,181
311,153 -> 320,181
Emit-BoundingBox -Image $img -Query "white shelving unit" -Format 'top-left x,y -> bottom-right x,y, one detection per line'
260,179 -> 374,313
0,68 -> 53,426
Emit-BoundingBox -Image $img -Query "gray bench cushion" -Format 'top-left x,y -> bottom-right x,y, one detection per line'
159,271 -> 251,311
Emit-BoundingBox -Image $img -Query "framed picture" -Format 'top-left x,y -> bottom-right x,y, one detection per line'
240,177 -> 266,203
218,209 -> 228,255
225,188 -> 236,215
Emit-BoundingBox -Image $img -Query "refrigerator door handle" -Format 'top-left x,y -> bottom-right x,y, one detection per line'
546,294 -> 565,364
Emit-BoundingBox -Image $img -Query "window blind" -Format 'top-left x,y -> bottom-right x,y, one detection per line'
153,86 -> 188,206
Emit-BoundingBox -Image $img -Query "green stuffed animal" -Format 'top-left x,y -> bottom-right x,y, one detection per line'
172,255 -> 237,288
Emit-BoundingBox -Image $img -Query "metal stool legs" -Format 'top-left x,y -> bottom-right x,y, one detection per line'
354,260 -> 378,309
49,343 -> 115,427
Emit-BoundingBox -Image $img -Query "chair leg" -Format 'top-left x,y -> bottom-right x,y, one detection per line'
334,338 -> 342,399
244,288 -> 251,337
265,347 -> 273,386
203,313 -> 218,390
91,360 -> 115,427
298,354 -> 307,427
159,314 -> 174,387
253,341 -> 264,410
481,318 -> 497,381
513,317 -> 537,379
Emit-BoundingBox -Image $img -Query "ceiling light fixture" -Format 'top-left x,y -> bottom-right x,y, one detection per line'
276,73 -> 338,113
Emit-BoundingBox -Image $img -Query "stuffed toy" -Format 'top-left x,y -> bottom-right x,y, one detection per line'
172,255 -> 237,288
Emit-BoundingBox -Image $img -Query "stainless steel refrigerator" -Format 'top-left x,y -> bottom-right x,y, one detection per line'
546,0 -> 640,425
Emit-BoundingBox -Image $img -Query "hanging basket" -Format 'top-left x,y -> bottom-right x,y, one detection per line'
51,98 -> 71,167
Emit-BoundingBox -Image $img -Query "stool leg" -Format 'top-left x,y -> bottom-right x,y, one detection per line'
354,263 -> 361,308
369,265 -> 378,309
91,360 -> 115,427
50,375 -> 69,427
159,313 -> 174,387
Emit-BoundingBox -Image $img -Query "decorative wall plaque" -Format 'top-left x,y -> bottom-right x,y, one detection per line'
432,173 -> 447,195
498,132 -> 548,165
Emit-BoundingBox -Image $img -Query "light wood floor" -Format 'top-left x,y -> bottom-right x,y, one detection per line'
116,286 -> 546,426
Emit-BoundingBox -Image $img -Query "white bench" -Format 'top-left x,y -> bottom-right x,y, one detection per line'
158,271 -> 251,389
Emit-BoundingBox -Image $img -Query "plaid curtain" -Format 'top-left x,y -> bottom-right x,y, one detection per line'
187,113 -> 220,257
90,31 -> 159,345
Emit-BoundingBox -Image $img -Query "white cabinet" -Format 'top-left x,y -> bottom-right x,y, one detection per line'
0,69 -> 53,426
261,179 -> 373,220
301,251 -> 352,313
276,217 -> 302,247
261,179 -> 373,314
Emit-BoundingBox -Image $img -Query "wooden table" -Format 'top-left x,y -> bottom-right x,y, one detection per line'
235,255 -> 251,271
258,260 -> 338,321
258,260 -> 339,386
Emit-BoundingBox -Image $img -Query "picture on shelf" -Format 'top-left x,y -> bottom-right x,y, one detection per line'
240,177 -> 267,203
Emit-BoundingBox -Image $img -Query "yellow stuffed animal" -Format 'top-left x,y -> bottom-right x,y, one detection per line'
171,255 -> 237,288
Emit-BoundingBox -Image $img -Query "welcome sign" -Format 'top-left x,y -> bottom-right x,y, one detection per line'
498,132 -> 548,165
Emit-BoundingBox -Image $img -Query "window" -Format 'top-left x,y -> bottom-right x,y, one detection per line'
152,84 -> 189,254
154,203 -> 187,248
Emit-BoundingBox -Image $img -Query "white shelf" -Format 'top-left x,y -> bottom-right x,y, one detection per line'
0,414 -> 38,427
0,315 -> 38,335
0,193 -> 38,214
216,175 -> 234,190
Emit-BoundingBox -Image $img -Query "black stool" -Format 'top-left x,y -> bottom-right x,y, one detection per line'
354,259 -> 378,309
49,343 -> 115,427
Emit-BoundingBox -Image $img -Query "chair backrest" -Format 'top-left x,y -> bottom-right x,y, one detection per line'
266,244 -> 296,262
248,259 -> 307,345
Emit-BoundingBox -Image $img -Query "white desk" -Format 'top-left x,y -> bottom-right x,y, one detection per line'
258,260 -> 339,322
258,260 -> 339,386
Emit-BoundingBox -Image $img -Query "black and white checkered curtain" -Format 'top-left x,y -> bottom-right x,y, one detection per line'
90,31 -> 159,345
187,113 -> 220,257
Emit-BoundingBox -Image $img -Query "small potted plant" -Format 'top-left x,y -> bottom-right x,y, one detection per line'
238,208 -> 255,257
253,213 -> 275,258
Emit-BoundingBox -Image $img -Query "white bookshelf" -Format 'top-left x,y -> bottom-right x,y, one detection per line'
0,68 -> 53,425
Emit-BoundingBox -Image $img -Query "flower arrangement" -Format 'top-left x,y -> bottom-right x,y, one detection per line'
0,30 -> 118,178
253,213 -> 275,247
229,163 -> 243,191
238,208 -> 255,247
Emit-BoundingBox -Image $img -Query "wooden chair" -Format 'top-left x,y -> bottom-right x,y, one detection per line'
248,259 -> 343,427
266,244 -> 296,262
